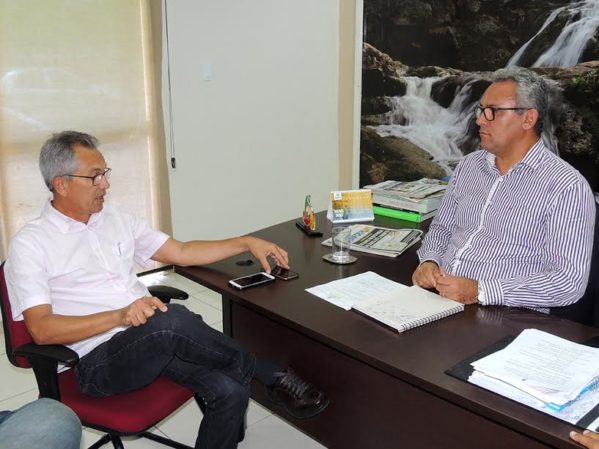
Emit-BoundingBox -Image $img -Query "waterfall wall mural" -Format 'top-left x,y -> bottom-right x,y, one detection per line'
360,0 -> 599,194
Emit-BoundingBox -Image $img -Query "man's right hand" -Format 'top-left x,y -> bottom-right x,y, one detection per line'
119,297 -> 168,327
412,261 -> 441,289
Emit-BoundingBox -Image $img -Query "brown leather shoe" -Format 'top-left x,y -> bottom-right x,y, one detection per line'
266,368 -> 329,419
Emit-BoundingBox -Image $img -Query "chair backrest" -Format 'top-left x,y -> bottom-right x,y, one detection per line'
551,205 -> 599,327
0,262 -> 34,368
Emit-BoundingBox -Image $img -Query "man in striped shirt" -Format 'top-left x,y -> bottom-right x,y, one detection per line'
413,67 -> 596,312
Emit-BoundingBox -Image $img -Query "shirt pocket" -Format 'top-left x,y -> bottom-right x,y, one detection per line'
113,240 -> 135,272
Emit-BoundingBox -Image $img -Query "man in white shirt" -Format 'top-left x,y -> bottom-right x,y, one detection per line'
5,131 -> 328,449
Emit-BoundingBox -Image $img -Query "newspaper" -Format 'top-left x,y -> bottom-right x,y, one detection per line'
322,224 -> 423,258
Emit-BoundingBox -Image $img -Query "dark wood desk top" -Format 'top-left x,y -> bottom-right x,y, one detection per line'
176,212 -> 599,449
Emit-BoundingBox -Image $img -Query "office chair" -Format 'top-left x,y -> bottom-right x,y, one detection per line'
0,262 -> 205,449
551,204 -> 599,328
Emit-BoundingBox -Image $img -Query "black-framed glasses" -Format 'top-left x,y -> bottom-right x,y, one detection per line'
64,168 -> 111,186
474,106 -> 530,121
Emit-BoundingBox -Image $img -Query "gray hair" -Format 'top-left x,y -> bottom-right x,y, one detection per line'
39,131 -> 99,191
491,67 -> 548,135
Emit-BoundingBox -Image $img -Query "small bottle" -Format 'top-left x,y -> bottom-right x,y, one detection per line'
303,195 -> 316,230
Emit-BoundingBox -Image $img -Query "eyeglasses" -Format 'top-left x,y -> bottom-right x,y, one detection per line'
64,168 -> 111,186
474,106 -> 530,121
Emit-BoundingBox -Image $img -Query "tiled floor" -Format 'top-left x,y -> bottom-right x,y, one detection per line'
0,270 -> 326,449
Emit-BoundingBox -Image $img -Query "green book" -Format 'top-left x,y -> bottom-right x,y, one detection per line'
373,205 -> 436,223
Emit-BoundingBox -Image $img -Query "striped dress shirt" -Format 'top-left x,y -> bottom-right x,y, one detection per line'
417,140 -> 596,312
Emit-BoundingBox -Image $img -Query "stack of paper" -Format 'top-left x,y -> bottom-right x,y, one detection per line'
469,329 -> 599,429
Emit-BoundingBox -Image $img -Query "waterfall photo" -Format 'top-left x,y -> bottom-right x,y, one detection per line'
360,0 -> 599,195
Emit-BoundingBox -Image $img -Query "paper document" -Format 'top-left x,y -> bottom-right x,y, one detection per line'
469,370 -> 599,430
471,329 -> 599,407
305,271 -> 407,310
467,329 -> 599,431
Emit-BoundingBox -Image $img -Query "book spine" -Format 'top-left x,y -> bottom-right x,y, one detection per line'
373,205 -> 423,223
372,193 -> 432,213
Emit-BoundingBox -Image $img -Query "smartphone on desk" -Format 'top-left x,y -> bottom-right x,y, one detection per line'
229,272 -> 275,290
270,266 -> 299,281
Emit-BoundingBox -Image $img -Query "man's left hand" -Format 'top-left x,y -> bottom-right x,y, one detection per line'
570,430 -> 599,449
435,271 -> 478,304
246,236 -> 289,272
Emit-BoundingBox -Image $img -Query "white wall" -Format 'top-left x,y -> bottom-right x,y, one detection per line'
163,0 -> 342,241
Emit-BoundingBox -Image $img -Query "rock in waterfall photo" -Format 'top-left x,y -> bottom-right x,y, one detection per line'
360,0 -> 599,196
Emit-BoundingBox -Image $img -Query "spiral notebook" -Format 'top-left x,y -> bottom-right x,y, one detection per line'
352,285 -> 464,333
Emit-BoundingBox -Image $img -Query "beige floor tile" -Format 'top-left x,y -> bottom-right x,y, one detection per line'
239,413 -> 327,449
154,398 -> 202,447
194,288 -> 223,311
210,321 -> 224,333
82,426 -> 169,448
246,400 -> 273,426
156,398 -> 273,447
172,296 -> 222,326
0,356 -> 38,401
0,389 -> 39,411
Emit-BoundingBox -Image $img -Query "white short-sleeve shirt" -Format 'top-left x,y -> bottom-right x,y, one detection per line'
5,201 -> 169,358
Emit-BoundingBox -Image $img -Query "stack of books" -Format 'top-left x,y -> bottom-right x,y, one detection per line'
364,179 -> 447,223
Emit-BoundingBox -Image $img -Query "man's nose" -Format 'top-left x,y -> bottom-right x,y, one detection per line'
476,113 -> 487,127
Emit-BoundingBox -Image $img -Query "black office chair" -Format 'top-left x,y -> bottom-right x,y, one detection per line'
551,205 -> 599,327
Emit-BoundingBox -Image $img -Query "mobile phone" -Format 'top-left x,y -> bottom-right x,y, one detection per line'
270,266 -> 299,281
229,272 -> 275,290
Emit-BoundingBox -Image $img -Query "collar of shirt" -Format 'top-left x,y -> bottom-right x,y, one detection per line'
42,200 -> 104,234
483,139 -> 547,175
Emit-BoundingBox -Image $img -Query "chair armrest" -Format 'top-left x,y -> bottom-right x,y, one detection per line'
148,285 -> 189,304
14,342 -> 79,365
14,343 -> 79,400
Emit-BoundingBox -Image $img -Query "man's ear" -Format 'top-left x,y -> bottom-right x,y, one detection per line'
523,108 -> 539,131
52,176 -> 68,196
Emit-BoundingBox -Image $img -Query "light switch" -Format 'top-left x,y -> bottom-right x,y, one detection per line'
201,63 -> 212,81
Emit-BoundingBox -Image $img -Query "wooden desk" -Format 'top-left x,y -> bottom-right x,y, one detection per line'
176,213 -> 599,449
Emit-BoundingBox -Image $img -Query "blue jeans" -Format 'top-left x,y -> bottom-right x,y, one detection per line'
0,398 -> 81,449
76,304 -> 255,449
